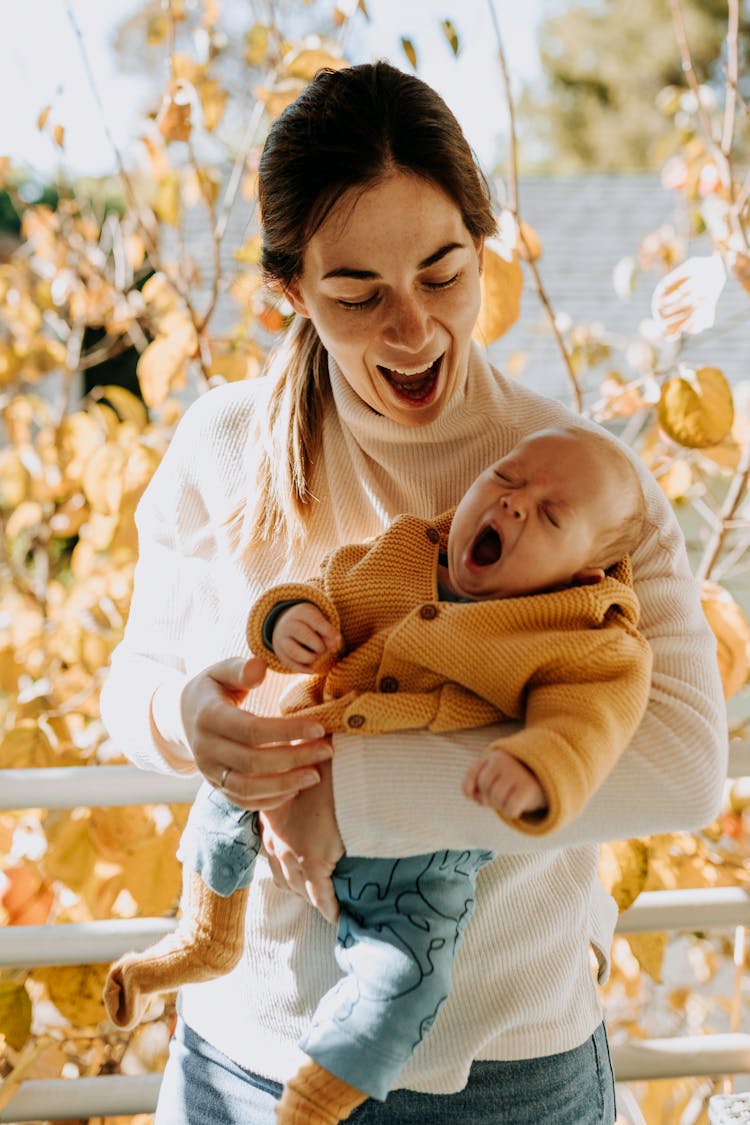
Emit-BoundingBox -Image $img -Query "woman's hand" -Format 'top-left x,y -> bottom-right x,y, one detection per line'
260,758 -> 344,925
180,656 -> 332,811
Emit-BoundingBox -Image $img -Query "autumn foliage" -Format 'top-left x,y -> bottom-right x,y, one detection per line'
1,2 -> 750,1122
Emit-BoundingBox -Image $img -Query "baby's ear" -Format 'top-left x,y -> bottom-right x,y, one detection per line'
571,566 -> 605,587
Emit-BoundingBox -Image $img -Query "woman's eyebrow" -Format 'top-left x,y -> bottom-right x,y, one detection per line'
321,242 -> 466,281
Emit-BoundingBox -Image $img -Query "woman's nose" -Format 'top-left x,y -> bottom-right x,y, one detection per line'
382,294 -> 430,350
500,494 -> 525,520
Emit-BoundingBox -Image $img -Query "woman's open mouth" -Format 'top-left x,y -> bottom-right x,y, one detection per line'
470,525 -> 503,567
377,356 -> 442,403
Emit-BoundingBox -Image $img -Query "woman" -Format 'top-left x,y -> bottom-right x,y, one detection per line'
100,61 -> 727,1124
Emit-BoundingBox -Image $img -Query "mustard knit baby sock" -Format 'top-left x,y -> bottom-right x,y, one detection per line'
275,1059 -> 368,1124
103,870 -> 248,1028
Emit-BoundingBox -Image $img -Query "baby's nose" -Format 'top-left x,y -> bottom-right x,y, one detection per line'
500,495 -> 525,520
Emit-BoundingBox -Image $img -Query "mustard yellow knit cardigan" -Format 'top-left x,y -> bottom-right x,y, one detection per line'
247,510 -> 653,836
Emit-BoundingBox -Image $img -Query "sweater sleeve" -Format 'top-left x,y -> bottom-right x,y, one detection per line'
333,502 -> 728,857
99,386 -> 252,776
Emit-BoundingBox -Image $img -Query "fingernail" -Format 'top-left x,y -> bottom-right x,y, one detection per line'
303,724 -> 325,740
300,772 -> 320,787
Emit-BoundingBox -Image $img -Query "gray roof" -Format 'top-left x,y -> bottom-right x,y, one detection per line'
490,174 -> 750,407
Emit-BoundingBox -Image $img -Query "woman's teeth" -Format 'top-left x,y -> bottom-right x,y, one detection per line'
378,357 -> 441,401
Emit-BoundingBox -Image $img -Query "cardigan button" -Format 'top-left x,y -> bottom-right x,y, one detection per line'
379,676 -> 399,693
347,714 -> 366,729
426,527 -> 440,544
419,604 -> 438,620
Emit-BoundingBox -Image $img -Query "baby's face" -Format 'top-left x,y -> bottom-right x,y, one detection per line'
446,429 -> 627,600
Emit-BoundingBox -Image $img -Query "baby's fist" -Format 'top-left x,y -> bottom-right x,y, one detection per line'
272,602 -> 342,672
463,748 -> 547,821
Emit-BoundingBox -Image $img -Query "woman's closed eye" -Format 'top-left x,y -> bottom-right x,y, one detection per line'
424,272 -> 460,291
337,292 -> 379,311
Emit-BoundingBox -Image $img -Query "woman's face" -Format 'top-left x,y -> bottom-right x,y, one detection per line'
285,172 -> 484,426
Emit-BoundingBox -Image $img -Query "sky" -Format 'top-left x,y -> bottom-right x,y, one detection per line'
0,0 -> 543,179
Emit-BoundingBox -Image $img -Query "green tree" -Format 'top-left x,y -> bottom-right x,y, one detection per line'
517,0 -> 748,172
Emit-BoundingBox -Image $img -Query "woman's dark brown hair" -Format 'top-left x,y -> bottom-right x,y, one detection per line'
250,60 -> 497,545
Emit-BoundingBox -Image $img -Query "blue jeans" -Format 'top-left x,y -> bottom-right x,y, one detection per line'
155,1017 -> 617,1123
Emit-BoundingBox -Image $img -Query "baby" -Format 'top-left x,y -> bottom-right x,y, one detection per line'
104,424 -> 652,1125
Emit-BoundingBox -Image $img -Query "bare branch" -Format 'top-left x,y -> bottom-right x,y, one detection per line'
485,0 -> 581,412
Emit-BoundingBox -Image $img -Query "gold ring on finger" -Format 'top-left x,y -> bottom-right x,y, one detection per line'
219,766 -> 230,790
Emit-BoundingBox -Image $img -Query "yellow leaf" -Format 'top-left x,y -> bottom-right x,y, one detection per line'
233,235 -> 262,264
89,806 -> 155,861
598,839 -> 650,912
95,385 -> 149,431
701,581 -> 750,700
0,448 -> 30,509
400,36 -> 418,69
0,724 -> 56,769
657,457 -> 692,501
37,104 -> 52,131
473,243 -> 523,345
518,221 -> 543,262
58,410 -> 104,484
120,824 -> 183,915
0,979 -> 32,1052
142,271 -> 179,315
731,251 -> 750,294
158,95 -> 192,143
124,442 -> 162,498
254,78 -> 307,119
81,630 -> 110,674
41,809 -> 97,893
153,172 -> 182,226
124,232 -> 146,270
198,77 -> 227,131
52,123 -> 65,149
5,499 -> 44,540
0,1034 -> 68,1112
201,0 -> 220,27
34,963 -> 109,1028
285,48 -> 349,81
626,931 -> 667,983
136,313 -> 197,408
440,19 -> 460,57
658,365 -> 734,448
82,443 -> 127,515
245,23 -> 270,66
209,347 -> 261,383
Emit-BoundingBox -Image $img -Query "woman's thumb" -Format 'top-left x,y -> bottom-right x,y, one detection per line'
212,656 -> 267,699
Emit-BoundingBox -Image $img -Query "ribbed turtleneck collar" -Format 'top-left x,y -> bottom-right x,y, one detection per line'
327,341 -> 505,454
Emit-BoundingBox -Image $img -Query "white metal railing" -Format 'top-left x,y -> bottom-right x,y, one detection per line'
1,744 -> 749,1122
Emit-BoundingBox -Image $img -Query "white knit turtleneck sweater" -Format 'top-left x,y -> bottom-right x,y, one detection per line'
100,343 -> 726,1094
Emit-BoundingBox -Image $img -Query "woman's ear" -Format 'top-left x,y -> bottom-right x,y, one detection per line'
284,279 -> 311,319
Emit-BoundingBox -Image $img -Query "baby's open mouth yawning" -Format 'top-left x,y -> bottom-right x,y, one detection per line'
471,525 -> 503,566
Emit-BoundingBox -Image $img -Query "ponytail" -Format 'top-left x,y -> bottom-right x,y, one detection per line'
246,317 -> 331,547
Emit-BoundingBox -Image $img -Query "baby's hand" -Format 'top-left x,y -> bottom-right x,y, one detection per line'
272,603 -> 343,673
463,748 -> 547,820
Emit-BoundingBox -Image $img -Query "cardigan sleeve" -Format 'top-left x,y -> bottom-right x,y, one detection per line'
485,626 -> 653,835
333,501 -> 728,857
246,578 -> 342,676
